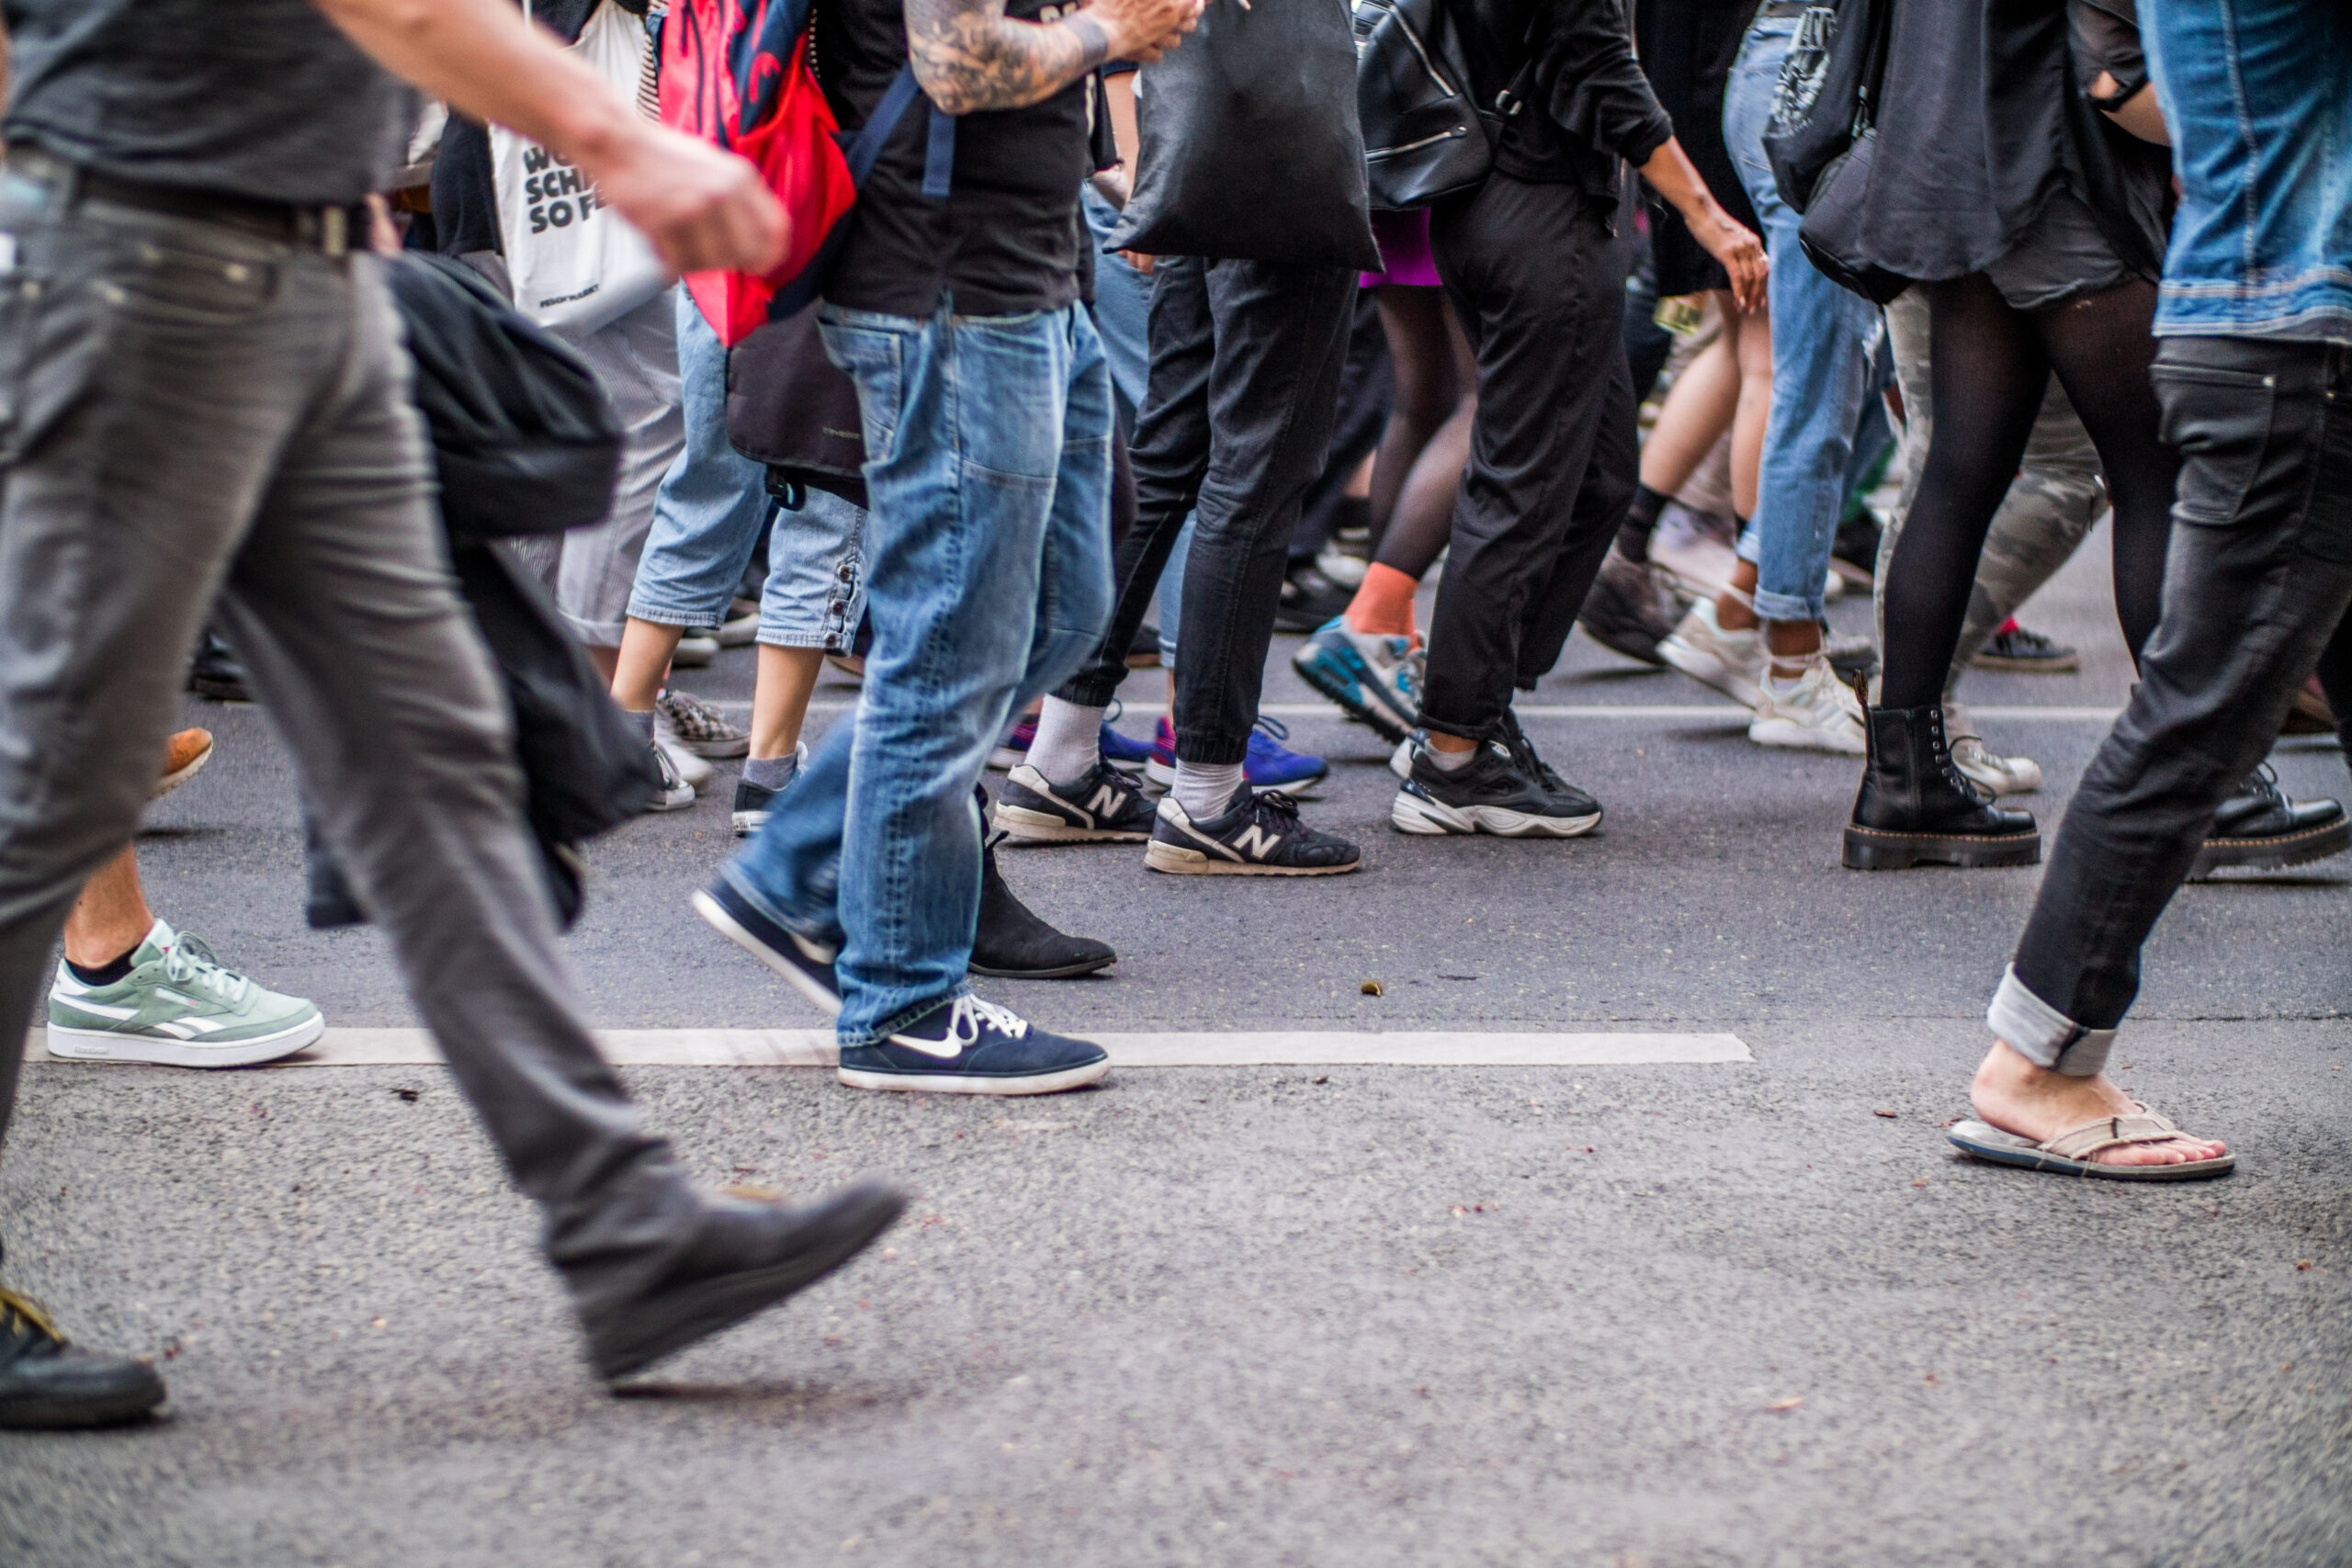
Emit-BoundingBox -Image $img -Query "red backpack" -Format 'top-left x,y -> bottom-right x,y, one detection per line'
657,0 -> 951,345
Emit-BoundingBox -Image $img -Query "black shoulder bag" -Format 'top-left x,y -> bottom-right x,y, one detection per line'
1352,0 -> 1487,210
1787,0 -> 1908,304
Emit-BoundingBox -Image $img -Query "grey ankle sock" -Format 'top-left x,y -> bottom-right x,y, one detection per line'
625,708 -> 656,743
1172,760 -> 1245,818
743,751 -> 800,791
1027,697 -> 1104,782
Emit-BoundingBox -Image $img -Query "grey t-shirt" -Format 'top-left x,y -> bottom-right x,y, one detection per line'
2,0 -> 409,205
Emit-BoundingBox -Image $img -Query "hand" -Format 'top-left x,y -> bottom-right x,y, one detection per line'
582,120 -> 788,276
1084,0 -> 1204,64
1690,204 -> 1767,314
1119,250 -> 1156,276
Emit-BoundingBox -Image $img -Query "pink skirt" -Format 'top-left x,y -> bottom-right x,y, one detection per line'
1363,209 -> 1442,288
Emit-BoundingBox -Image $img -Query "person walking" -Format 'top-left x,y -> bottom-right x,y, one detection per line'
1948,0 -> 2352,1178
693,0 -> 1204,1088
0,0 -> 905,1429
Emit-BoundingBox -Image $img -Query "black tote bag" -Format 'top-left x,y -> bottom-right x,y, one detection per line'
1105,0 -> 1382,269
725,301 -> 871,510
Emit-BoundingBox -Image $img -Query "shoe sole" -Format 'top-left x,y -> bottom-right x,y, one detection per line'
1972,654 -> 2081,674
1747,718 -> 1866,755
1390,793 -> 1601,839
591,1181 -> 907,1382
992,805 -> 1154,844
0,1371 -> 168,1428
645,790 -> 698,813
1841,827 -> 2041,869
2188,815 -> 2352,879
691,889 -> 843,1018
45,1010 -> 325,1068
1292,649 -> 1414,742
837,1057 -> 1112,1095
153,741 -> 214,802
1659,637 -> 1762,709
967,953 -> 1118,980
1142,841 -> 1361,875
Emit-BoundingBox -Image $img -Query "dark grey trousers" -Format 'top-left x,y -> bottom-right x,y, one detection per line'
0,174 -> 701,1314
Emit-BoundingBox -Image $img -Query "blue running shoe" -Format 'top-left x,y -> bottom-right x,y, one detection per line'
1245,716 -> 1329,795
1291,616 -> 1419,741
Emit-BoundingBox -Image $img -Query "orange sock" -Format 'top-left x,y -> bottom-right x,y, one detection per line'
1344,563 -> 1419,640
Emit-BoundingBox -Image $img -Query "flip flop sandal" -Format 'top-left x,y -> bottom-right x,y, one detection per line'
1947,1102 -> 2234,1181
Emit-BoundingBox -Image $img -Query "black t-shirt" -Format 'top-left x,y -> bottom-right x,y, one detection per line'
2,0 -> 408,205
814,0 -> 1091,317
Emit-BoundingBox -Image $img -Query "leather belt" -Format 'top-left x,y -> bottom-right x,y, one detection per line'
3,144 -> 369,256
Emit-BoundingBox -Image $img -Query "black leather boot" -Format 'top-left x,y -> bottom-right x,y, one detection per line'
1844,690 -> 2041,870
969,836 -> 1117,979
2188,764 -> 2350,877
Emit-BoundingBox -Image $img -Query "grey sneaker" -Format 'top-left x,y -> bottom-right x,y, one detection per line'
47,921 -> 323,1067
656,689 -> 750,759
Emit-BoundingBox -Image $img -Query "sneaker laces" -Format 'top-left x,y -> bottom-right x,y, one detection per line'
944,994 -> 1029,1046
1496,711 -> 1563,791
659,688 -> 737,740
160,931 -> 251,1009
1252,715 -> 1293,747
0,1284 -> 64,1348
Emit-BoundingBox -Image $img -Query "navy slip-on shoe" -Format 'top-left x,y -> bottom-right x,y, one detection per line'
838,995 -> 1109,1095
693,881 -> 842,1017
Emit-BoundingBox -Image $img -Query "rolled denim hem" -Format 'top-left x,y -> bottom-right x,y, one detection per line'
1986,964 -> 2116,1078
753,629 -> 836,650
621,599 -> 726,632
1750,584 -> 1826,623
838,983 -> 971,1050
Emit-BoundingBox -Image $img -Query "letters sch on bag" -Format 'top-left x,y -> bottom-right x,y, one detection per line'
516,145 -> 611,237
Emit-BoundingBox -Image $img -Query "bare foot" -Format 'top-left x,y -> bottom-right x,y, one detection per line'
1971,1040 -> 2227,1168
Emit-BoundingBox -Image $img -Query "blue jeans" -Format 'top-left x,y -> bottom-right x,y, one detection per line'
1724,16 -> 1884,623
626,291 -> 868,648
721,302 -> 1114,1043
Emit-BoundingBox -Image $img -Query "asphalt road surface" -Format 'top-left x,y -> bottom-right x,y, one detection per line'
4,528 -> 2346,1567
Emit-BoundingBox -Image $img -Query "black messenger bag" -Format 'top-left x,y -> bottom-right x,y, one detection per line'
1352,0 -> 1488,210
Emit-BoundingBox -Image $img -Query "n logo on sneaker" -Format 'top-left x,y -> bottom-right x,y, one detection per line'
1233,824 -> 1284,859
1085,782 -> 1122,821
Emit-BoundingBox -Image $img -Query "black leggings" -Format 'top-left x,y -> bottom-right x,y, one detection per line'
1365,285 -> 1477,581
1879,274 -> 2178,709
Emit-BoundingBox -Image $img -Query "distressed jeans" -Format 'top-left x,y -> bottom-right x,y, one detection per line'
722,302 -> 1113,1043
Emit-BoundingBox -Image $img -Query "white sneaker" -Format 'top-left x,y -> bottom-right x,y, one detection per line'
657,731 -> 713,789
715,598 -> 761,648
1946,702 -> 2043,795
1660,599 -> 1766,709
1747,655 -> 1866,754
646,740 -> 697,811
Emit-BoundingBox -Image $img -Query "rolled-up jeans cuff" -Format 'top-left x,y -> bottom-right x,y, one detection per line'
1749,583 -> 1825,623
1986,964 -> 2116,1078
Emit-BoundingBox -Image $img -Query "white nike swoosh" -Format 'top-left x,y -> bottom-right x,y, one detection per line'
888,1032 -> 967,1061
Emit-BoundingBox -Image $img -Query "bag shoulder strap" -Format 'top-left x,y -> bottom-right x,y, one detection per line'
843,62 -> 954,198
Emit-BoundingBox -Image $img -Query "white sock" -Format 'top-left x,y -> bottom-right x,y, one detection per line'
1429,742 -> 1476,773
1026,697 -> 1104,783
1172,760 -> 1246,818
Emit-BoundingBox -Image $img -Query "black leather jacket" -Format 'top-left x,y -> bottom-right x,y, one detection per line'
1454,0 -> 1674,195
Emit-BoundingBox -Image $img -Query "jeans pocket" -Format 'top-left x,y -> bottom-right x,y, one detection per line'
101,236 -> 277,327
818,316 -> 905,467
2154,362 -> 2277,526
0,241 -> 111,465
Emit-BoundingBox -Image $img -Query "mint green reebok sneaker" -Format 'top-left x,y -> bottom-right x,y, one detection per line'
46,921 -> 323,1068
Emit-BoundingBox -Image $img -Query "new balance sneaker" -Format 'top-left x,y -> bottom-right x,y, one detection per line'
1145,785 -> 1362,875
692,880 -> 842,1016
0,1284 -> 166,1429
1292,616 -> 1420,741
988,714 -> 1039,772
1391,733 -> 1602,839
1660,599 -> 1766,709
46,921 -> 323,1067
1972,621 -> 2080,673
1945,703 -> 2042,795
996,760 -> 1158,843
731,742 -> 808,838
657,688 -> 750,759
645,739 -> 697,811
1144,716 -> 1329,796
837,995 -> 1110,1095
1747,655 -> 1867,755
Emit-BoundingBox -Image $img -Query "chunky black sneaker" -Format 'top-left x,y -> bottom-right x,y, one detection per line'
837,995 -> 1110,1094
581,1181 -> 906,1382
1843,690 -> 2039,869
2188,765 -> 2350,878
1393,730 -> 1602,838
1273,561 -> 1354,634
1577,548 -> 1679,667
692,879 -> 842,1015
1144,786 -> 1363,875
995,760 -> 1158,844
0,1282 -> 165,1429
971,838 -> 1117,978
1972,622 -> 2080,673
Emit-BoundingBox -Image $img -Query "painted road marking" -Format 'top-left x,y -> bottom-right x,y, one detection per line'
34,1028 -> 1751,1069
739,701 -> 2123,724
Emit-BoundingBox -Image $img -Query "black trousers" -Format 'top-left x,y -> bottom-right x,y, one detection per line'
1422,173 -> 1639,739
1057,254 -> 1356,765
2007,337 -> 2352,1048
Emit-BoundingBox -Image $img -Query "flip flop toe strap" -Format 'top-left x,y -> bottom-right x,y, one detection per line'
2040,1111 -> 2188,1163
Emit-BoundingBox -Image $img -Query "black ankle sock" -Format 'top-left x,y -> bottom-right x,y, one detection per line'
66,946 -> 140,987
1618,484 -> 1668,562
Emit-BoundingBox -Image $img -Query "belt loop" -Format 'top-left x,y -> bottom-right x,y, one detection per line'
321,206 -> 348,258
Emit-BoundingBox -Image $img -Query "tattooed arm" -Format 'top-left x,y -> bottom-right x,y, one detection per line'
907,0 -> 1204,116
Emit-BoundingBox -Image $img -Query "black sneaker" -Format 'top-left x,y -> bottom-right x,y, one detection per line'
0,1283 -> 166,1429
837,995 -> 1111,1095
1972,623 -> 2080,673
995,760 -> 1158,844
731,778 -> 776,838
1144,785 -> 1363,875
1273,561 -> 1354,634
1577,548 -> 1679,667
580,1181 -> 906,1382
692,878 -> 842,1016
970,839 -> 1117,978
186,629 -> 254,704
1392,728 -> 1602,839
2188,765 -> 2351,878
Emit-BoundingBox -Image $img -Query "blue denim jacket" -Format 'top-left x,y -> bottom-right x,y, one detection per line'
2144,0 -> 2352,344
